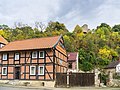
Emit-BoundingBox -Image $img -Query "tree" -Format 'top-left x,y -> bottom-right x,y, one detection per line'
63,35 -> 74,52
35,22 -> 46,32
0,24 -> 9,29
97,23 -> 111,31
112,24 -> 120,32
73,25 -> 82,34
78,48 -> 95,71
45,21 -> 68,36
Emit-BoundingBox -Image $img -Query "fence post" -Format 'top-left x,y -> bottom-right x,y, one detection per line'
94,69 -> 100,87
67,72 -> 69,87
107,71 -> 113,86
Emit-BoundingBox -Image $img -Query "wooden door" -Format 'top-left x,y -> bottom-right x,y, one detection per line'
14,67 -> 20,79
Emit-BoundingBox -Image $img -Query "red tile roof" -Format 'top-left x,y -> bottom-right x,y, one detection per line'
0,36 -> 61,52
0,35 -> 8,44
67,52 -> 78,61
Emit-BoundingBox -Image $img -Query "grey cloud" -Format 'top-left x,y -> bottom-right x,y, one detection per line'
0,0 -> 120,31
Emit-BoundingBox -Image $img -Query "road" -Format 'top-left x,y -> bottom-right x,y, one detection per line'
0,86 -> 120,90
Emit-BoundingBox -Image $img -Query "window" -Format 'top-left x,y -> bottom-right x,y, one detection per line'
0,44 -> 4,48
39,51 -> 44,58
2,53 -> 7,60
2,67 -> 7,75
68,63 -> 72,69
38,66 -> 44,75
30,66 -> 36,75
60,42 -> 65,49
32,51 -> 37,58
15,53 -> 19,60
60,59 -> 63,65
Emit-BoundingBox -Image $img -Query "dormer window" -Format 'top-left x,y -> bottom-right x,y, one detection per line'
0,44 -> 4,48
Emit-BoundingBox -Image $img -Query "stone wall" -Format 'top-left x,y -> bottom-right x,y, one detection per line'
0,80 -> 55,87
107,71 -> 120,87
107,79 -> 120,87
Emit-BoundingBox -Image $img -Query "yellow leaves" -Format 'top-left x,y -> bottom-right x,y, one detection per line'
98,47 -> 118,60
0,30 -> 5,36
63,35 -> 70,40
111,32 -> 119,37
99,48 -> 111,59
77,32 -> 84,36
110,49 -> 118,57
101,35 -> 106,41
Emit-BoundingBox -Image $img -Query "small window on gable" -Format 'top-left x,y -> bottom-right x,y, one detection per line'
15,53 -> 20,60
38,66 -> 44,75
60,59 -> 63,65
2,53 -> 7,60
2,67 -> 7,75
32,51 -> 37,58
60,42 -> 65,49
39,51 -> 44,58
30,66 -> 36,75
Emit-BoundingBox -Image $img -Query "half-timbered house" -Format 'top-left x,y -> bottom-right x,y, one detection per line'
0,35 -> 67,81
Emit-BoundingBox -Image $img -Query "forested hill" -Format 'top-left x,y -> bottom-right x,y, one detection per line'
0,21 -> 120,71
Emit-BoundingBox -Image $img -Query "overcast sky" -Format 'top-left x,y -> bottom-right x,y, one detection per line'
0,0 -> 120,31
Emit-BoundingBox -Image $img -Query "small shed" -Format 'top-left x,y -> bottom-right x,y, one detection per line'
104,60 -> 120,74
67,52 -> 79,72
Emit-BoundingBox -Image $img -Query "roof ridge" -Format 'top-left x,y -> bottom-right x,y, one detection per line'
10,35 -> 60,43
52,34 -> 62,48
0,35 -> 62,52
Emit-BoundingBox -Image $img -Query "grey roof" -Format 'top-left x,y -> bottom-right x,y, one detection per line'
105,60 -> 119,69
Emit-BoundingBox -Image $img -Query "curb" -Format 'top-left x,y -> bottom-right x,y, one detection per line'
0,84 -> 53,89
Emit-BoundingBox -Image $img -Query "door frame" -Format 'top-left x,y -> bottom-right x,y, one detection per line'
14,66 -> 21,79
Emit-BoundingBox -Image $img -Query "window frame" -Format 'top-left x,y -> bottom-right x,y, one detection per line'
68,62 -> 72,69
30,66 -> 36,75
2,67 -> 7,75
32,51 -> 37,58
0,44 -> 4,48
38,66 -> 44,75
39,51 -> 44,58
2,53 -> 8,60
14,53 -> 20,60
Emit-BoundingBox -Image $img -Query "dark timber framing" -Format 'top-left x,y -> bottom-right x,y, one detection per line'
0,35 -> 67,81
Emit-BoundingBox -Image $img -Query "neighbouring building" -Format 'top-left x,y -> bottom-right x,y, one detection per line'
67,52 -> 79,72
0,35 -> 67,81
104,60 -> 120,74
82,24 -> 90,34
0,35 -> 8,48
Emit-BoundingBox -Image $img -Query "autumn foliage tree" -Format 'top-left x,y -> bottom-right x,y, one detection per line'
0,22 -> 120,71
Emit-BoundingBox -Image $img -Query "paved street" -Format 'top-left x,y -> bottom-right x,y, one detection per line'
0,86 -> 120,90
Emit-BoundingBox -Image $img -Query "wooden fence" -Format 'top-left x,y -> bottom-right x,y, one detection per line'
55,73 -> 95,87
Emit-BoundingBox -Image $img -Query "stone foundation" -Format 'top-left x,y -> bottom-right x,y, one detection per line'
0,80 -> 55,87
107,79 -> 120,87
